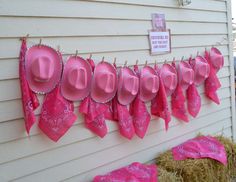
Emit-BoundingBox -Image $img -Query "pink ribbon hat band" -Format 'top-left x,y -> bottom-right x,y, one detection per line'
140,65 -> 159,102
178,61 -> 194,90
91,61 -> 118,103
25,45 -> 63,94
61,56 -> 92,101
160,63 -> 177,96
118,66 -> 139,105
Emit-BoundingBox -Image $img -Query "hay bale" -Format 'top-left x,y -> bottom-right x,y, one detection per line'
158,167 -> 183,182
156,135 -> 236,182
216,136 -> 236,178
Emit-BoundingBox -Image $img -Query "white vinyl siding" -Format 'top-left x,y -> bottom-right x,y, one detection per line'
0,0 -> 234,181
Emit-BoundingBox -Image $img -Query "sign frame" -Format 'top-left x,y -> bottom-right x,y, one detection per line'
148,29 -> 172,55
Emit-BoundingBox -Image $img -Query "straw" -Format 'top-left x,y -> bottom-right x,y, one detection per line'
155,135 -> 236,182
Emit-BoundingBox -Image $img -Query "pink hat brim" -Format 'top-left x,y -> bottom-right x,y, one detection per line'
210,47 -> 224,72
61,56 -> 92,101
140,66 -> 159,102
91,62 -> 118,103
160,64 -> 177,96
178,61 -> 194,90
25,45 -> 63,94
194,56 -> 210,86
118,67 -> 139,105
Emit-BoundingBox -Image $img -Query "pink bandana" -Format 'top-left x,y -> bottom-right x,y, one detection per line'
151,65 -> 171,131
79,58 -> 109,138
104,100 -> 116,121
79,96 -> 108,138
38,86 -> 77,142
172,136 -> 227,165
114,95 -> 135,139
130,65 -> 151,139
187,57 -> 201,118
19,38 -> 39,134
171,62 -> 189,122
93,162 -> 158,182
204,51 -> 221,105
186,84 -> 201,118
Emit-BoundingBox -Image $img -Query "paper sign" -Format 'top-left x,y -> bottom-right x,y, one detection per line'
149,30 -> 171,55
152,13 -> 166,31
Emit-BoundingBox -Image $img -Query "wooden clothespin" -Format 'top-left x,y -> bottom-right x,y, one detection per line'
89,54 -> 92,59
196,51 -> 199,57
164,59 -> 167,64
75,50 -> 78,58
20,34 -> 29,41
172,57 -> 176,63
57,45 -> 60,52
101,56 -> 105,63
38,38 -> 42,47
124,60 -> 128,67
135,60 -> 139,65
113,57 -> 117,65
145,60 -> 148,66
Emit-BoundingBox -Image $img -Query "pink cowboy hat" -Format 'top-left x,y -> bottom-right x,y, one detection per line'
25,45 -> 63,94
91,61 -> 118,103
209,47 -> 224,72
117,66 -> 139,105
61,56 -> 92,101
178,61 -> 194,90
140,66 -> 159,102
193,56 -> 210,86
160,63 -> 177,96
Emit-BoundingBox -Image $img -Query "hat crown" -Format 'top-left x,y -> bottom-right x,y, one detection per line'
31,56 -> 54,82
143,75 -> 159,93
67,67 -> 87,90
182,68 -> 194,84
97,71 -> 115,93
198,63 -> 209,78
163,72 -> 175,88
124,76 -> 139,95
195,57 -> 210,78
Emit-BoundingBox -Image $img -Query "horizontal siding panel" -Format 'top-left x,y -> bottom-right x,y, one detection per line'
0,0 -> 233,181
0,0 -> 227,22
0,17 -> 227,38
64,118 -> 231,182
0,34 -> 228,60
215,127 -> 232,138
0,71 -> 230,123
0,96 -> 231,167
80,0 -> 227,12
10,110 -> 231,182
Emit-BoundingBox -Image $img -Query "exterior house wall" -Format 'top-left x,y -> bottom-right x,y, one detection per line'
0,0 -> 234,181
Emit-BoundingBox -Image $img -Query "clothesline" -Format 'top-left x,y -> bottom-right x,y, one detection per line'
21,35 -> 228,67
